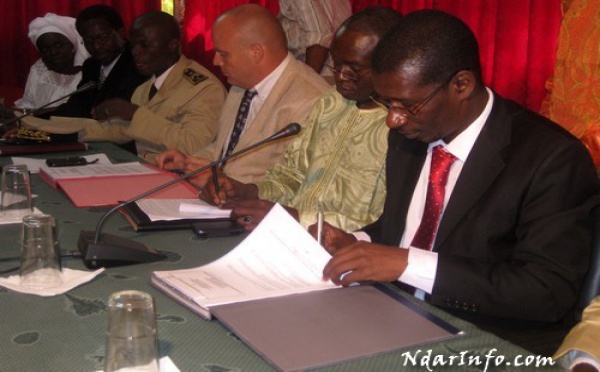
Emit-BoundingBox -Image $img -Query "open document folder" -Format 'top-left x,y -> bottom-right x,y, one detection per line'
152,204 -> 463,371
121,199 -> 233,232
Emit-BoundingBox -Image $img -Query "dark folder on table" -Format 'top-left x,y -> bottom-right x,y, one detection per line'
0,141 -> 87,156
211,284 -> 464,372
120,202 -> 231,232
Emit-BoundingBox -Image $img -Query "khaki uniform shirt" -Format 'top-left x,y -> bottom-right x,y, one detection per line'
83,55 -> 226,164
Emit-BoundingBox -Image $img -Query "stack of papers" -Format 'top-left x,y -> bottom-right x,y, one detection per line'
135,199 -> 231,221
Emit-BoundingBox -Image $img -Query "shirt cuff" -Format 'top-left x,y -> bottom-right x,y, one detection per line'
352,231 -> 371,242
398,248 -> 438,294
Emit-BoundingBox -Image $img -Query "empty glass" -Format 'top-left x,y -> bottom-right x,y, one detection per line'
1,164 -> 33,219
104,290 -> 159,372
19,214 -> 62,288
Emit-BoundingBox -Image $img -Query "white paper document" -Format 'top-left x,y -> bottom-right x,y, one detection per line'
136,199 -> 232,221
152,204 -> 336,314
40,162 -> 157,180
11,154 -> 112,174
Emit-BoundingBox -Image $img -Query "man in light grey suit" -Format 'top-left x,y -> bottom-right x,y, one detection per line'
157,4 -> 330,185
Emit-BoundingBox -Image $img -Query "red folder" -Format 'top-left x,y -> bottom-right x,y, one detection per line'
50,170 -> 197,208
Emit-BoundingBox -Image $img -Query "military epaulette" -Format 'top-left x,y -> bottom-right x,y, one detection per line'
183,68 -> 208,85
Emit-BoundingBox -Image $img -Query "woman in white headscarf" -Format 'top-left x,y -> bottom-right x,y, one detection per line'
14,13 -> 90,110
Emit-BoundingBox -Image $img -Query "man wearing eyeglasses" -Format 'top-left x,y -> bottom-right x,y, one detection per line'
198,6 -> 402,233
53,5 -> 146,124
317,10 -> 600,355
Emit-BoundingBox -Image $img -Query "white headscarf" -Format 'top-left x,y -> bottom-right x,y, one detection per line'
27,13 -> 90,66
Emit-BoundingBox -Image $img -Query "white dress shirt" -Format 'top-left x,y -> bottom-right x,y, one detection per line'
221,53 -> 292,154
151,62 -> 176,91
355,87 -> 494,295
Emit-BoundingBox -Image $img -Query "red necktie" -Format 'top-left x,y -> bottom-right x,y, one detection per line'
410,145 -> 457,250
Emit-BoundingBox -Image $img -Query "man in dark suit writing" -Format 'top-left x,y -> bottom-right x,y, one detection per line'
316,10 -> 600,354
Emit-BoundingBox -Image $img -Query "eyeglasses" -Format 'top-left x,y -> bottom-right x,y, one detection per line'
371,70 -> 463,119
325,64 -> 370,82
83,31 -> 115,46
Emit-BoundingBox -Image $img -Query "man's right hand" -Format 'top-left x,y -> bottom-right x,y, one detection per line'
308,221 -> 357,254
156,151 -> 214,189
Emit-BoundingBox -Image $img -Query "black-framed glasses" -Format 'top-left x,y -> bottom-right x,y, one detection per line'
371,70 -> 463,119
325,64 -> 370,82
83,31 -> 115,46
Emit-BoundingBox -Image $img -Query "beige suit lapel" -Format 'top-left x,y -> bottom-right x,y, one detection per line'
234,59 -> 297,150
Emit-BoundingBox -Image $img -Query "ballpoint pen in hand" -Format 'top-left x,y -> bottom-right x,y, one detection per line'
317,210 -> 324,245
211,165 -> 223,205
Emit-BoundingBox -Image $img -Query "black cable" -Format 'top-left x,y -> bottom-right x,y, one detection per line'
0,250 -> 82,263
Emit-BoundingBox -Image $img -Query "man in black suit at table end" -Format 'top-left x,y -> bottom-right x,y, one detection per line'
315,9 -> 600,355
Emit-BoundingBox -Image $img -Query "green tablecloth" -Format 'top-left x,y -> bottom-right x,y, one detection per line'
0,142 -> 560,371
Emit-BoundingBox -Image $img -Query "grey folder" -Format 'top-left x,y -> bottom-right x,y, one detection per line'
211,284 -> 463,371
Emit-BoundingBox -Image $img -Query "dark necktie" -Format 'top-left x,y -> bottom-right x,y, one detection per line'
148,84 -> 158,101
224,89 -> 257,158
410,145 -> 457,250
98,66 -> 108,88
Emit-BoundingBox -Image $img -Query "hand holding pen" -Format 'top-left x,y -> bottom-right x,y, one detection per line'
211,165 -> 224,205
201,165 -> 228,206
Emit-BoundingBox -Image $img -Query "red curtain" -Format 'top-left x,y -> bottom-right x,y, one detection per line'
1,0 -> 562,112
0,0 -> 160,89
181,0 -> 280,84
182,0 -> 562,111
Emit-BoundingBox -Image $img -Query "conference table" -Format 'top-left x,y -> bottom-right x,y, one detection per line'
0,142 -> 559,371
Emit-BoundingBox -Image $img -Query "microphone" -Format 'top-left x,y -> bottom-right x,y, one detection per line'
1,81 -> 97,127
77,122 -> 302,268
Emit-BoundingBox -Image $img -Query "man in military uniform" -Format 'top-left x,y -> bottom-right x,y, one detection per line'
81,11 -> 226,163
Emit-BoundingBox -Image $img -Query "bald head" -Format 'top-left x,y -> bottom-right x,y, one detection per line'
218,4 -> 286,53
212,4 -> 288,88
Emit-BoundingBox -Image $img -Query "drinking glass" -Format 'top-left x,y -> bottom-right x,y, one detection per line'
19,214 -> 62,288
1,164 -> 33,219
104,290 -> 159,372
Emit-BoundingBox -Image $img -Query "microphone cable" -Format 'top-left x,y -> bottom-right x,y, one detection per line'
0,250 -> 84,275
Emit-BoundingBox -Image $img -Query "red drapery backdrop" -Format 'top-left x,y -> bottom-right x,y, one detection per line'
182,0 -> 562,111
181,0 -> 280,87
0,0 -> 562,112
0,0 -> 160,93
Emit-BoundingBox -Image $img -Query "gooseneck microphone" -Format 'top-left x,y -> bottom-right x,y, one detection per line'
77,123 -> 302,268
1,81 -> 97,127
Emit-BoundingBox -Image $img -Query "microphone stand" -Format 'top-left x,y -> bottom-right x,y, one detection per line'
78,123 -> 302,269
1,81 -> 97,127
